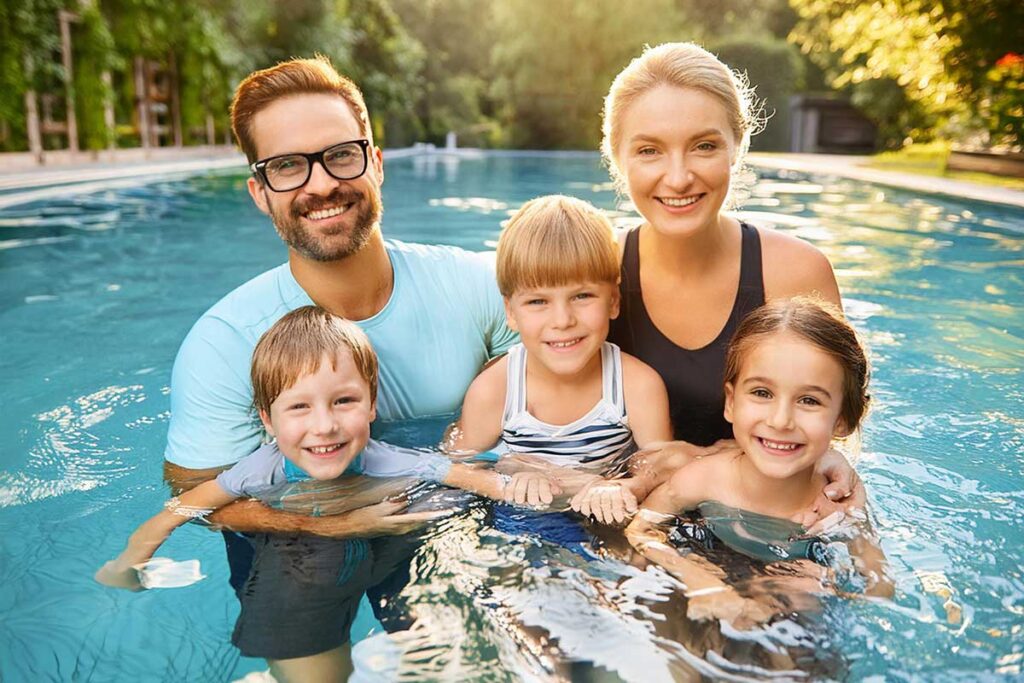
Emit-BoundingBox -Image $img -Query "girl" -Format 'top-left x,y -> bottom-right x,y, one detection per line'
448,194 -> 674,524
626,298 -> 891,627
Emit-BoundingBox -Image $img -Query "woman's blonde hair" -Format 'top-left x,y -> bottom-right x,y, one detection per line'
496,195 -> 618,297
251,306 -> 378,414
601,42 -> 763,194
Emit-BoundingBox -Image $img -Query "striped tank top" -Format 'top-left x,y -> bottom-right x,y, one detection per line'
498,342 -> 634,471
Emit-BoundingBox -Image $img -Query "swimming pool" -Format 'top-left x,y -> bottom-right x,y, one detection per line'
1,152 -> 1021,681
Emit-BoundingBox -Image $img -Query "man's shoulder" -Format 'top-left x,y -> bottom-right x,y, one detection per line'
386,239 -> 494,270
195,263 -> 310,341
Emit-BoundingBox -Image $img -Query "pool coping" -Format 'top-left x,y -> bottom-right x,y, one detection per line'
1,147 -> 1022,211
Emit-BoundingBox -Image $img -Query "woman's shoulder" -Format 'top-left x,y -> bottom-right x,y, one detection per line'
747,223 -> 841,305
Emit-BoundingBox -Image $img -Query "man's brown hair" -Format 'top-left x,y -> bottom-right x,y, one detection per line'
251,306 -> 378,415
230,55 -> 371,164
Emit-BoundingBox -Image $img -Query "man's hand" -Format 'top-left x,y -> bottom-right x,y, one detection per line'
570,479 -> 638,524
308,499 -> 455,538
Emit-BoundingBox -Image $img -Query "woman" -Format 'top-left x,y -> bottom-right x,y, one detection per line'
601,43 -> 855,506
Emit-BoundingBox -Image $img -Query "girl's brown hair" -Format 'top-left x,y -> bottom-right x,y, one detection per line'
724,298 -> 871,432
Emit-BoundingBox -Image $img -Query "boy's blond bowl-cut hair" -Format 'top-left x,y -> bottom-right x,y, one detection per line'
251,306 -> 379,415
496,195 -> 619,297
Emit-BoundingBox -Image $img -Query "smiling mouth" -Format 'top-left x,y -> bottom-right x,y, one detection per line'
304,203 -> 354,221
545,337 -> 583,350
757,437 -> 804,454
305,443 -> 346,457
658,194 -> 704,208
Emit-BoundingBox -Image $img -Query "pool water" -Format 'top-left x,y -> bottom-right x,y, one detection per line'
1,153 -> 1022,681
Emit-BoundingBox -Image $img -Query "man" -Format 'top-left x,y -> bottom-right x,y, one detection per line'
162,56 -> 516,678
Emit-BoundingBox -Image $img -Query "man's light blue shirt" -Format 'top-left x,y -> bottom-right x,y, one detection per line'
165,240 -> 516,469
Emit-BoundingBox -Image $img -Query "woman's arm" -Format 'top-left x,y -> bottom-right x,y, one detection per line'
95,479 -> 237,590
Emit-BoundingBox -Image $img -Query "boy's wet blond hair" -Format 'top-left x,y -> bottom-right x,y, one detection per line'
251,306 -> 378,415
496,195 -> 619,297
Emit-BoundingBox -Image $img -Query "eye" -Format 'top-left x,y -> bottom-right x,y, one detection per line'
750,388 -> 772,399
636,146 -> 658,157
798,396 -> 823,407
573,292 -> 596,301
695,140 -> 719,152
287,402 -> 309,411
334,396 -> 357,406
525,298 -> 547,306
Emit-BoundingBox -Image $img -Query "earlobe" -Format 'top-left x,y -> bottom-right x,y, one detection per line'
609,290 -> 621,320
833,419 -> 851,438
259,409 -> 275,437
503,300 -> 519,332
247,177 -> 271,216
723,382 -> 735,423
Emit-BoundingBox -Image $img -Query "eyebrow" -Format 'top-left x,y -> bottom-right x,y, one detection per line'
742,377 -> 834,399
628,128 -> 728,145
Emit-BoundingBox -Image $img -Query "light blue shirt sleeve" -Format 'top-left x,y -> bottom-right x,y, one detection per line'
165,315 -> 266,469
361,440 -> 452,481
214,443 -> 287,497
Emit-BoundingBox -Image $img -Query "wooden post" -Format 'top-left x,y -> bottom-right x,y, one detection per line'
134,56 -> 151,149
168,51 -> 182,147
58,10 -> 79,152
102,71 -> 115,149
206,113 -> 215,146
23,54 -> 43,161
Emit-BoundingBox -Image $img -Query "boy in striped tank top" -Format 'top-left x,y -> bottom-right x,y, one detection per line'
447,195 -> 674,525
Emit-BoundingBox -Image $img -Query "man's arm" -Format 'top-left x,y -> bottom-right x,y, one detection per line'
163,461 -> 446,537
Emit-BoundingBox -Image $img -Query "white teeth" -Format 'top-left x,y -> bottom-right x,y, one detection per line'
548,339 -> 581,348
308,444 -> 341,454
307,205 -> 348,220
660,196 -> 700,207
761,438 -> 799,451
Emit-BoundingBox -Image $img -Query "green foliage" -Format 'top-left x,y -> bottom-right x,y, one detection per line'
711,37 -> 805,151
73,5 -> 117,149
490,0 -> 691,150
788,0 -> 1024,149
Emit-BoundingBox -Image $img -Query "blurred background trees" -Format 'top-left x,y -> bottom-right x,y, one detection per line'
1,0 -> 1019,154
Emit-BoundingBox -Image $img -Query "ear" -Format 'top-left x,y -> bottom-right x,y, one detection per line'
259,408 -> 275,437
371,145 -> 384,185
247,176 -> 271,216
723,382 -> 735,424
368,400 -> 377,424
833,418 -> 851,438
608,288 -> 621,320
503,298 -> 519,332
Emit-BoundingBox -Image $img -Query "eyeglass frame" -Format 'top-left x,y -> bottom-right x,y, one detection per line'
249,138 -> 372,192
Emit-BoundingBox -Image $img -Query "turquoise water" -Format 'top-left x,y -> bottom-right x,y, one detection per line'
0,153 -> 1022,681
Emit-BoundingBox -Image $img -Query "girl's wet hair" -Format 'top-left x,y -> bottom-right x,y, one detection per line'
496,195 -> 619,297
251,306 -> 378,414
724,298 -> 871,433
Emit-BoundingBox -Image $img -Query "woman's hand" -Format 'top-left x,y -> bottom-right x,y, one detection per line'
502,471 -> 562,508
816,447 -> 860,502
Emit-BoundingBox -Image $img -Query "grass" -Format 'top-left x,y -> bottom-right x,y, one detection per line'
865,141 -> 1024,191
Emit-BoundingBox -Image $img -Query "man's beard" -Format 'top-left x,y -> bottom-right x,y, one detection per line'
268,186 -> 382,262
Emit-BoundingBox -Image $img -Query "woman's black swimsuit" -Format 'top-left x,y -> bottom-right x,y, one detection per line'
608,223 -> 765,446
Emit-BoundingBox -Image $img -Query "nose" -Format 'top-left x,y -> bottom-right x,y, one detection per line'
303,158 -> 339,196
664,152 -> 693,190
766,401 -> 795,431
311,405 -> 339,435
551,300 -> 576,329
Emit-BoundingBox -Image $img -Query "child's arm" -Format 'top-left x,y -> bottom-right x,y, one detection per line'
839,487 -> 895,599
95,479 -> 237,590
570,354 -> 673,521
625,463 -> 775,628
445,359 -> 506,454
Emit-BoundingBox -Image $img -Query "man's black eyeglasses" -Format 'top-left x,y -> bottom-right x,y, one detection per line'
250,139 -> 370,192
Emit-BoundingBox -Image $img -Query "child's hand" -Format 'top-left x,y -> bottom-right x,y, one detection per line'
502,471 -> 561,508
95,560 -> 144,591
570,479 -> 638,524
